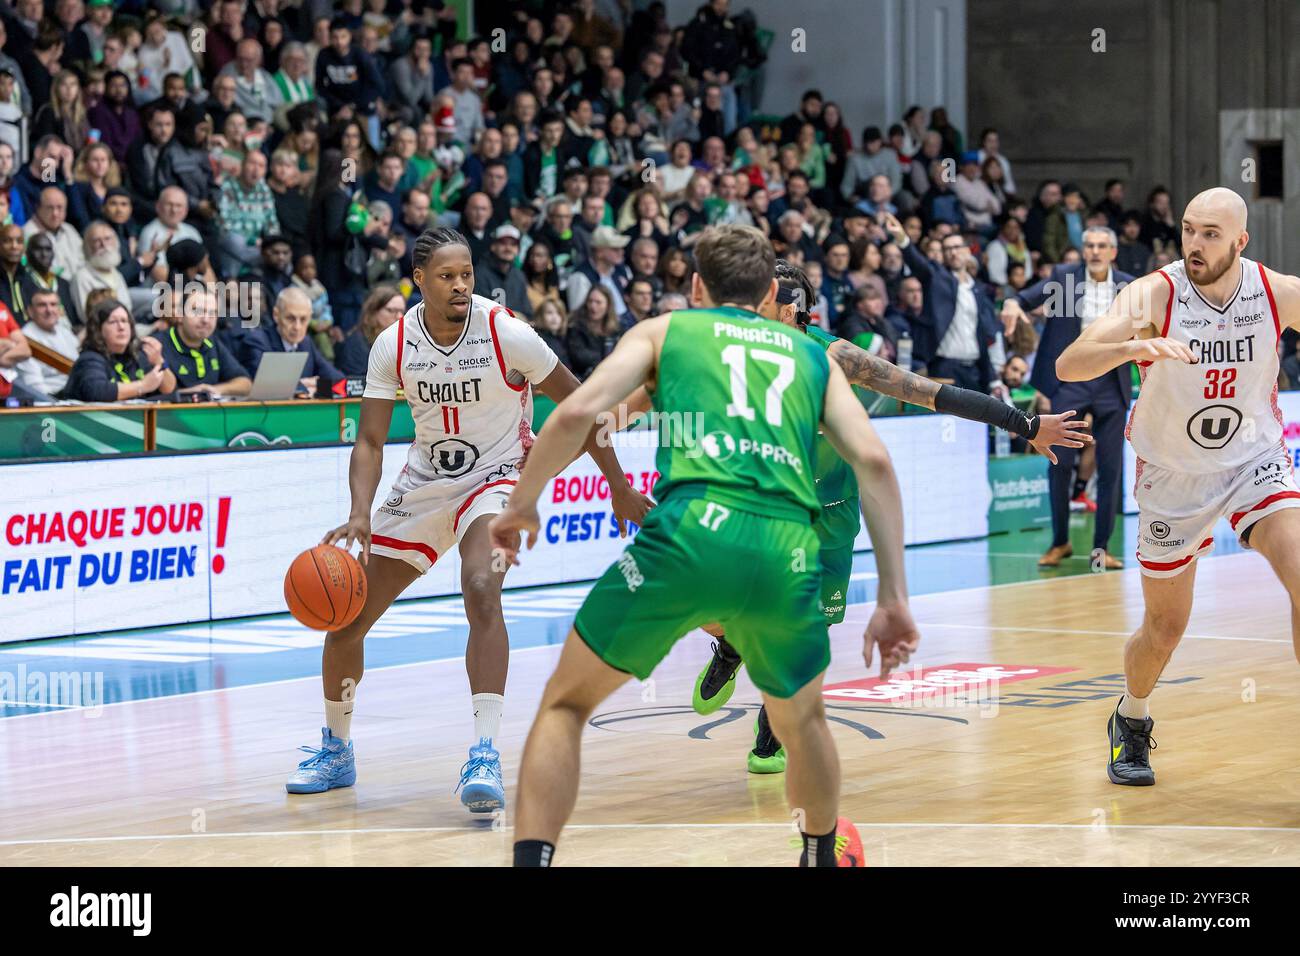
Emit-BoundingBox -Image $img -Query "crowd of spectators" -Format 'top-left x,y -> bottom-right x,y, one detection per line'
0,0 -> 1285,412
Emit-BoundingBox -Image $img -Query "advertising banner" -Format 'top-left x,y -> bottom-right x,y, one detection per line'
987,455 -> 1052,534
0,409 -> 148,460
2,418 -> 988,643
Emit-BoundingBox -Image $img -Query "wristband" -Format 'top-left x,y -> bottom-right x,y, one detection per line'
933,383 -> 1036,439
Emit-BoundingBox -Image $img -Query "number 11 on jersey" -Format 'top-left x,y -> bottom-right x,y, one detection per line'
441,405 -> 461,434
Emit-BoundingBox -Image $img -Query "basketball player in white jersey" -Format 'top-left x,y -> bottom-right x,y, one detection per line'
1058,187 -> 1300,785
285,227 -> 652,811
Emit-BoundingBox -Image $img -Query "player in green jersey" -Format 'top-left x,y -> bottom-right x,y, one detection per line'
694,261 -> 1094,772
491,225 -> 920,867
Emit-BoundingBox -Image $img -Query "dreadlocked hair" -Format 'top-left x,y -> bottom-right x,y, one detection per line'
775,259 -> 816,330
412,227 -> 472,272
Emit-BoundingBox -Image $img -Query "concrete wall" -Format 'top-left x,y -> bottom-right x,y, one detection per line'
663,0 -> 967,136
968,0 -> 1300,272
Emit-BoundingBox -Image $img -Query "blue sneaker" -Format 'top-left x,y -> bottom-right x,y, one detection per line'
456,737 -> 505,813
286,727 -> 356,794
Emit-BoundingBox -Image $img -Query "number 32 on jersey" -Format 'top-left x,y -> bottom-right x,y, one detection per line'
1203,368 -> 1236,400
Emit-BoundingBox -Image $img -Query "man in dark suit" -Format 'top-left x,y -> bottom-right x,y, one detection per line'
1002,226 -> 1134,569
883,213 -> 1000,394
240,286 -> 342,394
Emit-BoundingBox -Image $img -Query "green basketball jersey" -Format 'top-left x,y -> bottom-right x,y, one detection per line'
803,325 -> 863,547
652,307 -> 829,522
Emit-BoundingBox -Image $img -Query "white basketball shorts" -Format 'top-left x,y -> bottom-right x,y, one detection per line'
369,474 -> 518,573
1134,441 -> 1300,578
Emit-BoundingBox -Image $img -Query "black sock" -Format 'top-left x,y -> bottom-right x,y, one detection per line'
1072,477 -> 1088,498
799,825 -> 839,867
513,840 -> 555,867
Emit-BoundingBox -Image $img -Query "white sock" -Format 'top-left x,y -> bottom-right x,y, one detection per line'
325,697 -> 354,741
1118,691 -> 1150,720
473,693 -> 504,742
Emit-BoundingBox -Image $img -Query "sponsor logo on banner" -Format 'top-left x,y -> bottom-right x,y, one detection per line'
2,501 -> 217,598
822,663 -> 1078,705
544,467 -> 660,544
227,431 -> 293,448
1,419 -> 990,642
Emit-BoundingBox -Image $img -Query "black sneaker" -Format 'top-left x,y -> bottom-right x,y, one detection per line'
748,705 -> 786,774
1107,704 -> 1157,786
691,638 -> 743,715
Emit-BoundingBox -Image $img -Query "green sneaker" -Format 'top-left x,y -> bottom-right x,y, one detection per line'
746,706 -> 786,774
692,639 -> 743,715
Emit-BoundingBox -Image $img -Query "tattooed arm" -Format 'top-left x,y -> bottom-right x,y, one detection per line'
825,337 -> 1093,464
826,337 -> 940,409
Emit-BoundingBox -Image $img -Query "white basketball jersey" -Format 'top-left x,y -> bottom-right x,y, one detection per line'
1127,257 -> 1282,474
364,294 -> 559,498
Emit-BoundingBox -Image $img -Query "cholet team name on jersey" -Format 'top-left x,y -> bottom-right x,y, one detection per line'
414,378 -> 484,405
1186,334 -> 1257,365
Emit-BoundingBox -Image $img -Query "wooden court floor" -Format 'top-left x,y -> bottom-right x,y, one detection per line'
2,551 -> 1298,866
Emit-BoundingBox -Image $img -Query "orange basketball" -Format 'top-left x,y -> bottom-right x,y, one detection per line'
284,545 -> 368,631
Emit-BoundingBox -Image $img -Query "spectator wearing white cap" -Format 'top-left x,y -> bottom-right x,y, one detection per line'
472,223 -> 532,319
565,225 -> 630,315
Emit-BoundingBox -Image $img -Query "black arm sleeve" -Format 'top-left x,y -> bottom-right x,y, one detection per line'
933,383 -> 1039,439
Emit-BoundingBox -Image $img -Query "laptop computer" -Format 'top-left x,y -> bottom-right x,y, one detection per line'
246,351 -> 310,400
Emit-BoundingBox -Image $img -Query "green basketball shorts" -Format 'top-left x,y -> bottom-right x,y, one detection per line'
573,491 -> 828,698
